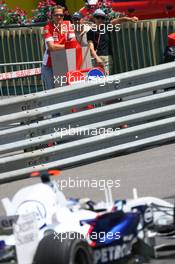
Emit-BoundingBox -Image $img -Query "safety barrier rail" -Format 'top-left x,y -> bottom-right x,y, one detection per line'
1,60 -> 175,115
0,62 -> 175,183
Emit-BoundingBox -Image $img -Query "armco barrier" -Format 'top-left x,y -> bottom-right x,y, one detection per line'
0,62 -> 175,183
1,61 -> 175,116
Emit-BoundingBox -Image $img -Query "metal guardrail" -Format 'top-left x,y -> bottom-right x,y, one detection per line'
0,62 -> 175,183
1,61 -> 175,115
1,103 -> 175,148
1,131 -> 175,184
1,80 -> 175,125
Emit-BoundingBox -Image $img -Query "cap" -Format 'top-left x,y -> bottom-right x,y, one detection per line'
72,12 -> 83,20
86,0 -> 98,5
93,9 -> 106,18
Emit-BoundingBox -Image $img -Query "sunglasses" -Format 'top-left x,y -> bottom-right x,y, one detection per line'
53,13 -> 64,17
94,15 -> 105,20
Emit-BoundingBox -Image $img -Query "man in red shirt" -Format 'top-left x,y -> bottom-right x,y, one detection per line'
80,0 -> 99,21
42,5 -> 75,89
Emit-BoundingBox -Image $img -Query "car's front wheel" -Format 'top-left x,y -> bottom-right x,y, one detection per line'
33,232 -> 93,264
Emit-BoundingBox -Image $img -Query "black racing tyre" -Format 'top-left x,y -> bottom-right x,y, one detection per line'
33,232 -> 93,264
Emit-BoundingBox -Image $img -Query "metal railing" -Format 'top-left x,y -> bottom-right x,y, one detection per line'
0,61 -> 46,97
0,18 -> 175,98
0,62 -> 175,183
111,19 -> 175,73
0,26 -> 44,97
1,60 -> 175,115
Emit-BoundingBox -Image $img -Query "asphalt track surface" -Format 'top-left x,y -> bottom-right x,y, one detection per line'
0,142 -> 175,264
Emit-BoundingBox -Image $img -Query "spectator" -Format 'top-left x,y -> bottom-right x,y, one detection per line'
163,33 -> 175,63
72,12 -> 91,46
87,9 -> 138,75
162,33 -> 175,92
63,5 -> 72,22
164,46 -> 175,63
41,5 -> 75,89
55,0 -> 72,21
80,0 -> 99,21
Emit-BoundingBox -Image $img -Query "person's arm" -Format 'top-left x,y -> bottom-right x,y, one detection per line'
43,24 -> 65,52
111,16 -> 139,25
88,41 -> 104,66
87,29 -> 104,66
88,41 -> 98,59
47,41 -> 65,51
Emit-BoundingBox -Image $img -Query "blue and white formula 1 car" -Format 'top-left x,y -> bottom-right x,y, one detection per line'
0,170 -> 175,264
